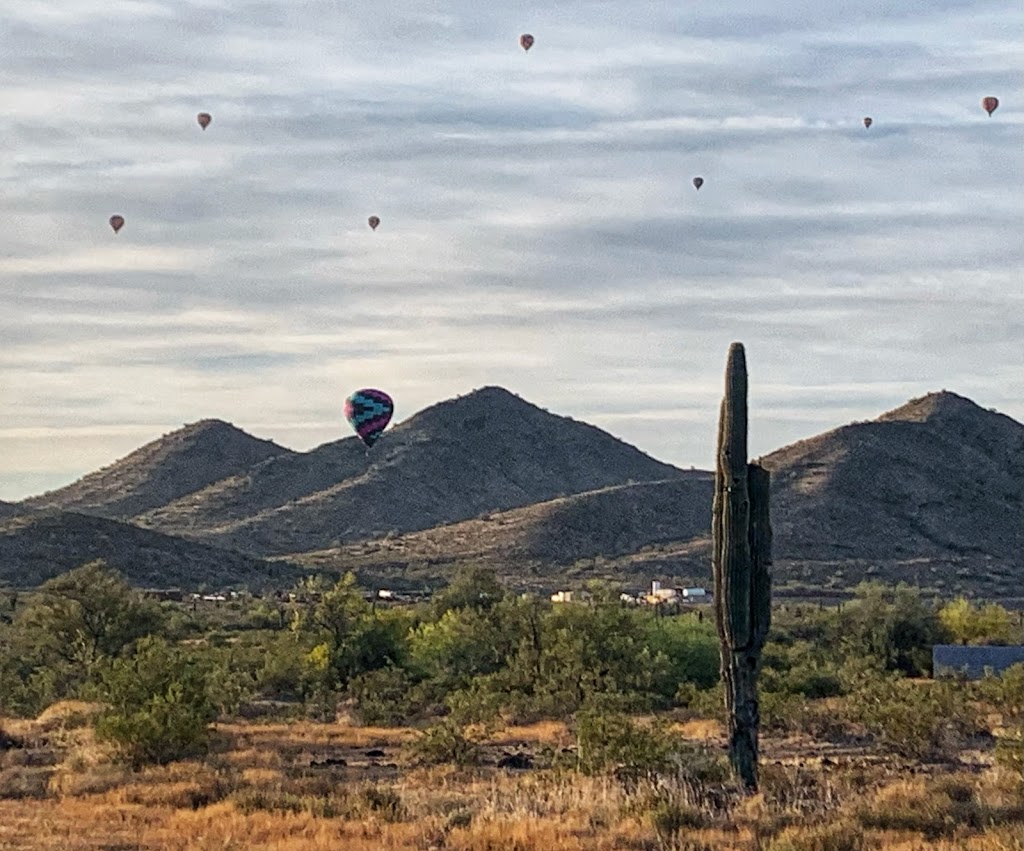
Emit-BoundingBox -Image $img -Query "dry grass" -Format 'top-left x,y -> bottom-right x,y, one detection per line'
1,714 -> 1023,850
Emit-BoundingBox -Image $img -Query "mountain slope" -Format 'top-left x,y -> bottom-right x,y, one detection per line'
0,501 -> 25,521
0,510 -> 299,589
144,386 -> 691,556
22,420 -> 294,519
762,391 -> 1024,564
296,476 -> 714,573
135,438 -> 370,534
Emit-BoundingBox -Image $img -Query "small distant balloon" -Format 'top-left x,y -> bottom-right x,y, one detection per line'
197,112 -> 212,130
519,34 -> 534,51
368,216 -> 380,231
692,177 -> 704,190
863,116 -> 873,128
345,388 -> 394,448
982,96 -> 999,116
109,215 -> 125,234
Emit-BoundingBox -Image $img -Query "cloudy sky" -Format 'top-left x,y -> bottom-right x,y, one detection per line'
1,0 -> 1021,500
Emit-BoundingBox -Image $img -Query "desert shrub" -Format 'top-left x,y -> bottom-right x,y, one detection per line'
352,784 -> 406,822
674,681 -> 725,721
407,718 -> 483,766
92,636 -> 218,768
574,710 -> 676,778
0,765 -> 52,799
350,666 -> 415,725
845,673 -> 980,759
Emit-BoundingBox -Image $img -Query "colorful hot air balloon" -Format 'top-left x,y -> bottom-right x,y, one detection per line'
345,389 -> 393,448
197,112 -> 212,130
863,116 -> 873,128
519,34 -> 534,51
109,215 -> 125,234
692,177 -> 704,190
368,216 -> 380,231
982,96 -> 999,116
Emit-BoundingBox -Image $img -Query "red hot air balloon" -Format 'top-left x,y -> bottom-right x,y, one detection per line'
109,215 -> 125,234
692,177 -> 704,190
368,216 -> 380,231
197,112 -> 212,130
520,34 -> 534,51
982,97 -> 999,116
863,116 -> 873,128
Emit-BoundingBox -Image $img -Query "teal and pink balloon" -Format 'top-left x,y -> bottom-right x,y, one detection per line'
345,389 -> 393,448
109,215 -> 125,233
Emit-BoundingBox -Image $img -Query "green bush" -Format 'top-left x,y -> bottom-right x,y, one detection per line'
350,666 -> 415,725
92,636 -> 218,768
845,674 -> 980,760
407,718 -> 483,766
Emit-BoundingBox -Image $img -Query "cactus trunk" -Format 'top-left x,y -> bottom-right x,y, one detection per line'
712,342 -> 772,792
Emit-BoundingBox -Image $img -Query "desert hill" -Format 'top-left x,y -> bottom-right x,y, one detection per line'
8,387 -> 1024,597
761,391 -> 1024,566
21,419 -> 292,519
138,387 -> 690,556
0,509 -> 298,589
296,476 -> 714,576
296,391 -> 1024,598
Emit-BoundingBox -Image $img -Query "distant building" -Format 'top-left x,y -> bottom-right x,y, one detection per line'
933,645 -> 1024,679
377,589 -> 395,599
551,590 -> 591,604
644,580 -> 678,606
681,587 -> 707,599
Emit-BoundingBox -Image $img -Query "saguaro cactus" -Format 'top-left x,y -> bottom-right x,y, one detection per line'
712,342 -> 772,792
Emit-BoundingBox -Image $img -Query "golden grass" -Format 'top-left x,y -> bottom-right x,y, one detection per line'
1,714 -> 1022,851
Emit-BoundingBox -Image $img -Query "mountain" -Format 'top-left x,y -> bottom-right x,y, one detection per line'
138,387 -> 692,556
761,391 -> 1024,584
21,420 -> 293,519
300,391 -> 1024,598
0,510 -> 299,589
296,476 -> 714,577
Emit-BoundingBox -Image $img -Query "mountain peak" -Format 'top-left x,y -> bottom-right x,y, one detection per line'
22,421 -> 294,519
876,391 -> 986,425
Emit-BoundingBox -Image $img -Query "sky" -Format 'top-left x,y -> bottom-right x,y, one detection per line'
1,0 -> 1022,501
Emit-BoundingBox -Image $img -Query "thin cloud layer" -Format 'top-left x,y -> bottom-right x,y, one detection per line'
1,0 -> 1021,499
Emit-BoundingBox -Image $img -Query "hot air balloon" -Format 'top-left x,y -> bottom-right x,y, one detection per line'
982,97 -> 999,116
368,216 -> 380,231
197,112 -> 212,130
345,389 -> 393,448
109,215 -> 125,234
520,34 -> 534,51
692,177 -> 704,190
863,116 -> 873,128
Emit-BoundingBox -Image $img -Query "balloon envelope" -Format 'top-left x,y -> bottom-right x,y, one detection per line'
368,216 -> 380,230
863,116 -> 872,128
345,389 -> 393,448
982,96 -> 999,116
197,112 -> 212,129
109,215 -> 125,233
692,177 -> 704,190
520,34 -> 534,51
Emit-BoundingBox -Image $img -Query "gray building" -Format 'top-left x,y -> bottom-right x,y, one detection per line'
933,644 -> 1024,679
